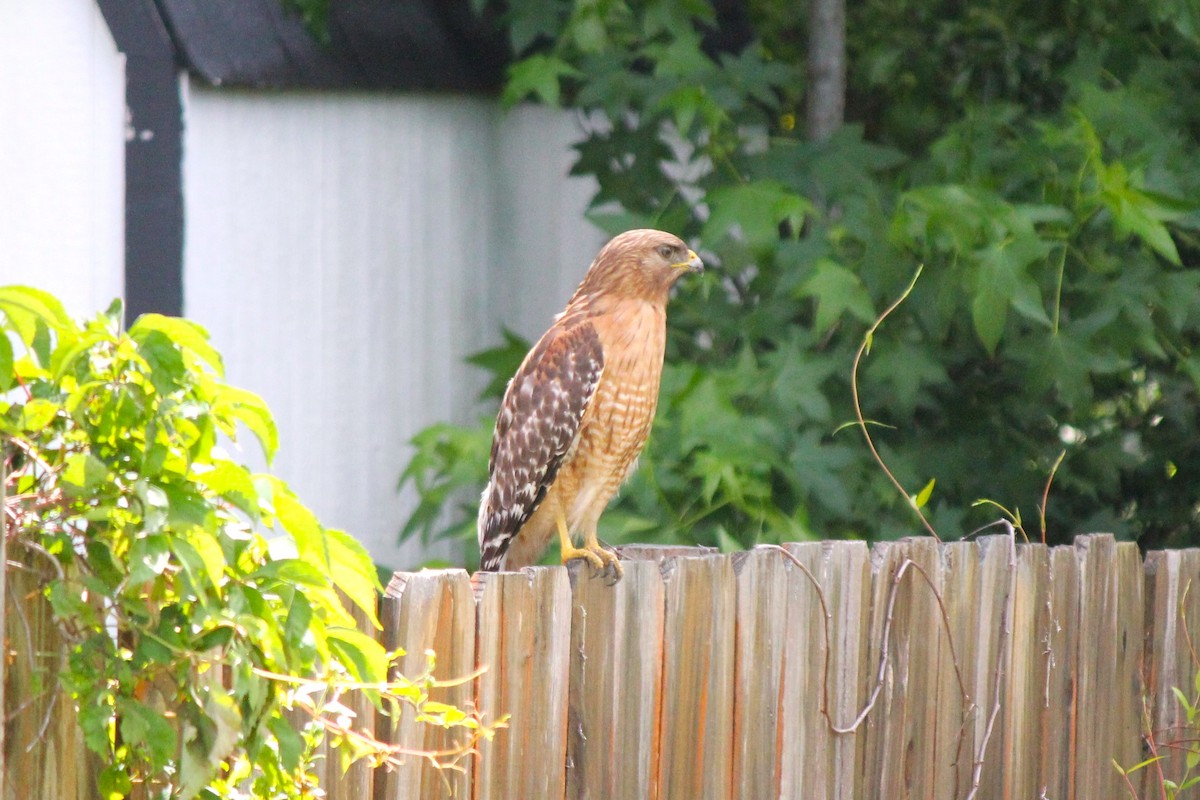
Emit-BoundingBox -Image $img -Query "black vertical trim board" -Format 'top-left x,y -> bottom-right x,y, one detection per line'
95,0 -> 184,322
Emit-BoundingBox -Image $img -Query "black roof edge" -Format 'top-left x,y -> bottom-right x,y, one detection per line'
154,0 -> 510,93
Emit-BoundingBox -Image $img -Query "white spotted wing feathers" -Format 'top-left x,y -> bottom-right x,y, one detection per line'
477,321 -> 604,570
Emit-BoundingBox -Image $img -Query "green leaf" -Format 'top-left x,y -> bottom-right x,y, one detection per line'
0,285 -> 74,346
85,540 -> 125,589
326,527 -> 383,628
183,527 -> 227,596
117,697 -> 179,766
715,526 -> 743,553
912,478 -> 936,509
1009,272 -> 1052,328
1172,686 -> 1195,716
211,383 -> 279,463
1093,158 -> 1187,265
98,765 -> 133,800
502,54 -> 581,107
130,314 -> 224,375
507,0 -> 567,53
283,591 -> 314,650
268,478 -> 326,568
18,398 -> 59,432
703,180 -> 812,248
180,680 -> 241,799
465,329 -> 531,400
191,625 -> 234,652
195,460 -> 260,519
60,453 -> 109,496
269,714 -> 305,772
135,329 -> 187,395
797,258 -> 876,333
971,286 -> 1008,355
864,342 -> 949,417
327,626 -> 388,683
270,559 -> 334,588
128,534 -> 172,584
0,332 -> 13,391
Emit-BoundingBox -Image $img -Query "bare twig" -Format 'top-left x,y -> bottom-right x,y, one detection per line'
1181,580 -> 1199,674
754,545 -> 836,719
252,663 -> 506,777
849,265 -> 940,540
7,539 -> 70,752
1038,450 -> 1066,544
1114,760 -> 1143,800
1140,664 -> 1170,800
763,543 -> 969,733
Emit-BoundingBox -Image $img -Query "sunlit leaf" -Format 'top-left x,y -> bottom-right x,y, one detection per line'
130,314 -> 224,376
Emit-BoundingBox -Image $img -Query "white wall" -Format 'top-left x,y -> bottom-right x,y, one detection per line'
0,0 -> 125,317
181,84 -> 602,569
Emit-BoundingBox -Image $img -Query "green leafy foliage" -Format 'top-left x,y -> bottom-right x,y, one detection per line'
401,0 -> 1200,558
3,290 -> 497,797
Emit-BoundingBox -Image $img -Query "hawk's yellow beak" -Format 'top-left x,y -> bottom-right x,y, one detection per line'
673,250 -> 704,274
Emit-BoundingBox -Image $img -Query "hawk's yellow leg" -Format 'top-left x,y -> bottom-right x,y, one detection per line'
556,512 -> 623,579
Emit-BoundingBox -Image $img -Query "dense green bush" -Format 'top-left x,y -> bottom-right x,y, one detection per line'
2,289 -> 492,798
394,0 -> 1200,563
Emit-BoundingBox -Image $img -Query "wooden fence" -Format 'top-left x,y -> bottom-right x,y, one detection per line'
7,533 -> 1200,799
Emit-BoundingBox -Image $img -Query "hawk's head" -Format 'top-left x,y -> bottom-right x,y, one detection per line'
578,229 -> 703,303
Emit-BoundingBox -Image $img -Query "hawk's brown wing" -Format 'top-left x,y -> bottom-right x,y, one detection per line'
477,320 -> 604,570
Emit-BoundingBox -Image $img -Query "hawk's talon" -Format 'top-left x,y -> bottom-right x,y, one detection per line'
561,542 -> 623,583
593,545 -> 624,584
561,542 -> 606,573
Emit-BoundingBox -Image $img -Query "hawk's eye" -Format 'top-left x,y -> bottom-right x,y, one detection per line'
656,245 -> 674,259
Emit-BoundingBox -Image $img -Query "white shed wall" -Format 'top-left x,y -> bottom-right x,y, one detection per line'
182,84 -> 602,568
0,0 -> 125,317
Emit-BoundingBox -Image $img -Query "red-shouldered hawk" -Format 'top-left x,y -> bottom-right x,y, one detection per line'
477,229 -> 703,579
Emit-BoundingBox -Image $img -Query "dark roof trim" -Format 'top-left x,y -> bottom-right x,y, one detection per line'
95,0 -> 184,322
155,0 -> 509,92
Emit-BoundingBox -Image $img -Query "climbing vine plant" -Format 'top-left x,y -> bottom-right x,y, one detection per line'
1,287 -> 497,798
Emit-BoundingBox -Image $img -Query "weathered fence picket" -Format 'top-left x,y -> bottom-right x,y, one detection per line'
1143,548 -> 1200,797
8,533 -> 1200,799
4,542 -> 97,800
378,569 -> 476,800
473,567 -> 571,800
565,558 -> 665,800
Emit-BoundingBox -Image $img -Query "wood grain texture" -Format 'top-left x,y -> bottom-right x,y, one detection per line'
731,548 -> 791,798
3,543 -> 96,800
1040,541 -> 1082,798
859,537 -> 945,799
5,539 -> 1196,798
1142,549 -> 1200,795
566,560 -> 665,799
473,568 -> 572,800
1001,542 -> 1052,800
377,570 -> 476,800
656,554 -> 736,800
1072,535 -> 1145,799
779,541 -> 870,800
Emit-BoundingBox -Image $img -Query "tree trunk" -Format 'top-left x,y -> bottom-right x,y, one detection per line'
806,0 -> 846,141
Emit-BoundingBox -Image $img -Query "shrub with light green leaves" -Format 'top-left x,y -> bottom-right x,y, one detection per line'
1,288 -> 492,798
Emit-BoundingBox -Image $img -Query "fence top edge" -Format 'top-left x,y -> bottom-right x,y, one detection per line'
384,567 -> 471,598
384,537 -> 1200,601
